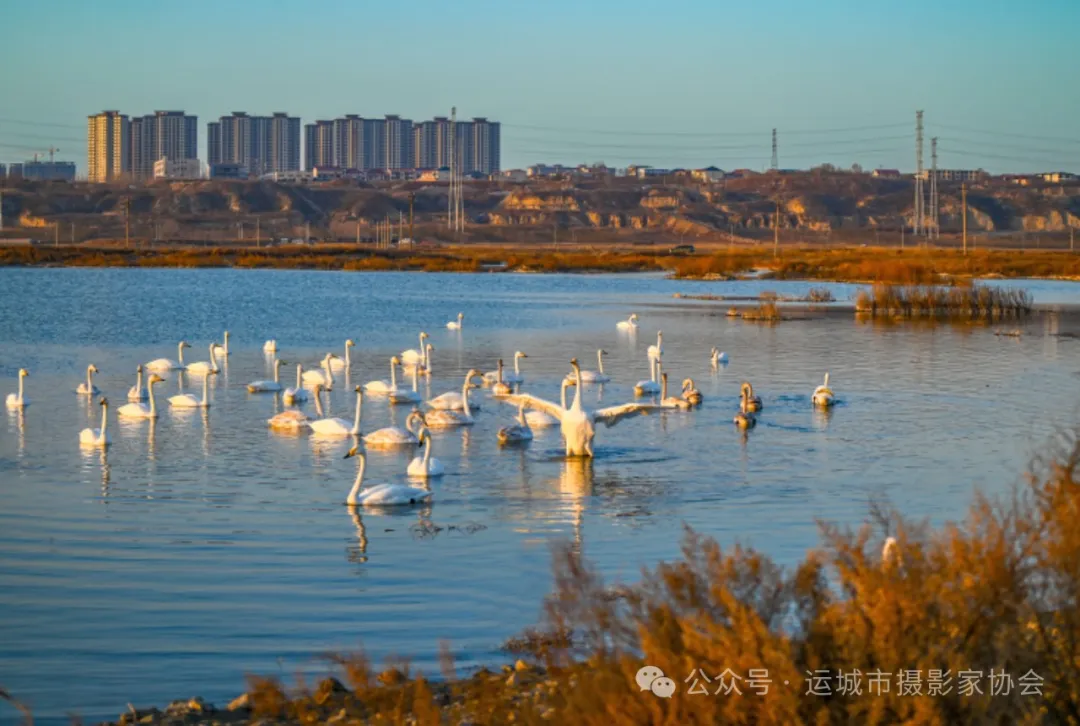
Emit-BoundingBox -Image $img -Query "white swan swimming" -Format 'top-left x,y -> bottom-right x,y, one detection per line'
407,426 -> 445,478
308,384 -> 362,436
364,356 -> 400,395
498,402 -> 534,444
363,409 -> 425,448
658,365 -> 692,411
389,363 -> 422,405
211,331 -> 230,358
127,365 -> 148,402
503,358 -> 659,457
446,312 -> 464,330
76,364 -> 101,395
147,341 -> 190,372
616,313 -> 639,330
427,368 -> 483,412
711,347 -> 729,366
812,372 -> 835,408
79,397 -> 111,447
485,351 -> 527,385
525,382 -> 567,428
267,408 -> 310,431
185,343 -> 221,375
490,359 -> 513,397
633,355 -> 661,396
6,368 -> 29,409
647,331 -> 663,361
168,370 -> 210,408
740,381 -> 762,413
247,358 -> 286,393
283,364 -> 309,404
328,340 -> 355,372
263,339 -> 278,353
117,374 -> 164,418
302,353 -> 337,388
401,331 -> 430,365
425,370 -> 484,427
682,378 -> 703,406
344,446 -> 433,506
564,349 -> 610,385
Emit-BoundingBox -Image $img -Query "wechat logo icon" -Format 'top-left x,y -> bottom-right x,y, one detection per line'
636,665 -> 677,698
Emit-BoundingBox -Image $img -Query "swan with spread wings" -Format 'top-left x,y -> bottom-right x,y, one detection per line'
501,357 -> 659,457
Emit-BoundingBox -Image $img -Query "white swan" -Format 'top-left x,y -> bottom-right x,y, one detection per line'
117,374 -> 164,418
169,371 -> 210,408
616,313 -> 639,331
211,331 -> 230,358
633,355 -> 661,396
682,378 -> 703,406
127,365 -> 148,402
564,349 -> 610,385
185,343 -> 220,375
658,364 -> 692,411
6,368 -> 29,409
283,364 -> 309,404
268,408 -> 310,431
647,330 -> 663,361
401,331 -> 430,365
525,382 -> 566,428
484,351 -> 527,385
503,358 -> 659,457
76,364 -> 101,395
446,312 -> 464,330
407,426 -> 445,478
262,340 -> 278,353
740,381 -> 762,413
302,353 -> 337,388
363,356 -> 400,394
147,341 -> 190,372
247,359 -> 286,393
711,347 -> 728,366
309,385 -> 362,436
498,402 -> 534,444
363,409 -> 425,448
329,340 -> 355,372
425,370 -> 483,427
491,359 -> 513,397
812,372 -> 835,408
389,363 -> 422,405
79,397 -> 111,447
344,446 -> 433,506
427,368 -> 483,411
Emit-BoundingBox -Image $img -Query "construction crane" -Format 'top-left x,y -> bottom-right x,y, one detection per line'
27,146 -> 61,163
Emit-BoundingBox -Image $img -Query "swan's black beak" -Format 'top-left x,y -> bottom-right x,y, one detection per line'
570,358 -> 578,366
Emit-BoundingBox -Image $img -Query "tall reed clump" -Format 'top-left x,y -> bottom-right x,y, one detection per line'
855,283 -> 1032,320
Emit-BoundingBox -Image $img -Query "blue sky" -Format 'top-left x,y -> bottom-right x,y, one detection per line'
1,0 -> 1078,173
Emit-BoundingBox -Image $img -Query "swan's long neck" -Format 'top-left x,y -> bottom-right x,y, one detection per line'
18,374 -> 25,401
352,390 -> 363,433
200,373 -> 209,405
390,359 -> 398,389
178,343 -> 185,366
347,455 -> 366,504
561,382 -> 568,409
100,404 -> 108,439
410,365 -> 418,392
345,344 -> 351,368
461,376 -> 472,417
497,360 -> 504,384
148,380 -> 156,416
518,404 -> 527,427
514,355 -> 521,375
314,388 -> 326,417
661,371 -> 668,399
86,366 -> 93,392
422,431 -> 432,467
295,365 -> 303,388
571,363 -> 583,410
424,345 -> 433,373
823,373 -> 830,388
273,362 -> 280,384
597,350 -> 604,375
649,356 -> 657,383
224,333 -> 229,356
209,345 -> 219,373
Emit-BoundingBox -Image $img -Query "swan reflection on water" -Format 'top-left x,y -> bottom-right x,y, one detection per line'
8,406 -> 26,460
345,502 -> 436,565
79,445 -> 111,498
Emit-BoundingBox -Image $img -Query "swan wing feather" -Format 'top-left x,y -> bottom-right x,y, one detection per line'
500,393 -> 565,422
592,402 -> 660,428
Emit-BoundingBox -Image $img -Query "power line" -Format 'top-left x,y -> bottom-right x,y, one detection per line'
0,131 -> 85,144
931,123 -> 1080,146
501,121 -> 910,138
506,134 -> 912,153
0,117 -> 85,130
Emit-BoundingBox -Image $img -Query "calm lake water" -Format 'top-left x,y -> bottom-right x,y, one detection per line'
1,269 -> 1079,724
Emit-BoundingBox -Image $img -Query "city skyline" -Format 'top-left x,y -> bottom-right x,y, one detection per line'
1,0 -> 1077,173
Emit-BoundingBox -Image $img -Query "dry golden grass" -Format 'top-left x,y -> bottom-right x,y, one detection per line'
855,283 -> 1033,319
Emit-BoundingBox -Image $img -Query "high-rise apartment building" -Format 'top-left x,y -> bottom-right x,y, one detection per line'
87,111 -> 129,182
470,118 -> 501,175
125,111 -> 198,180
207,112 -> 300,177
411,116 -> 500,174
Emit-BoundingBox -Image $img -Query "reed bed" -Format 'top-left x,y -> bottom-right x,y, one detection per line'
855,283 -> 1033,320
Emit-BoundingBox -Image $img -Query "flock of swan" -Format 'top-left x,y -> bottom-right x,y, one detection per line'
4,309 -> 838,508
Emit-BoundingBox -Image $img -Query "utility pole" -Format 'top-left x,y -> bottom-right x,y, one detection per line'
239,222 -> 244,242
770,128 -> 778,171
773,198 -> 780,258
901,225 -> 905,250
256,217 -> 261,248
930,137 -> 939,240
305,221 -> 310,242
961,183 -> 968,255
125,197 -> 131,249
54,222 -> 59,247
408,191 -> 415,244
356,220 -> 360,245
1071,226 -> 1075,253
914,110 -> 924,237
71,222 -> 75,244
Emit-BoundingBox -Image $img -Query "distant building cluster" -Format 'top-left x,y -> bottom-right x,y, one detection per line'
87,110 -> 199,182
208,112 -> 301,178
0,160 -> 76,181
303,115 -> 500,175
